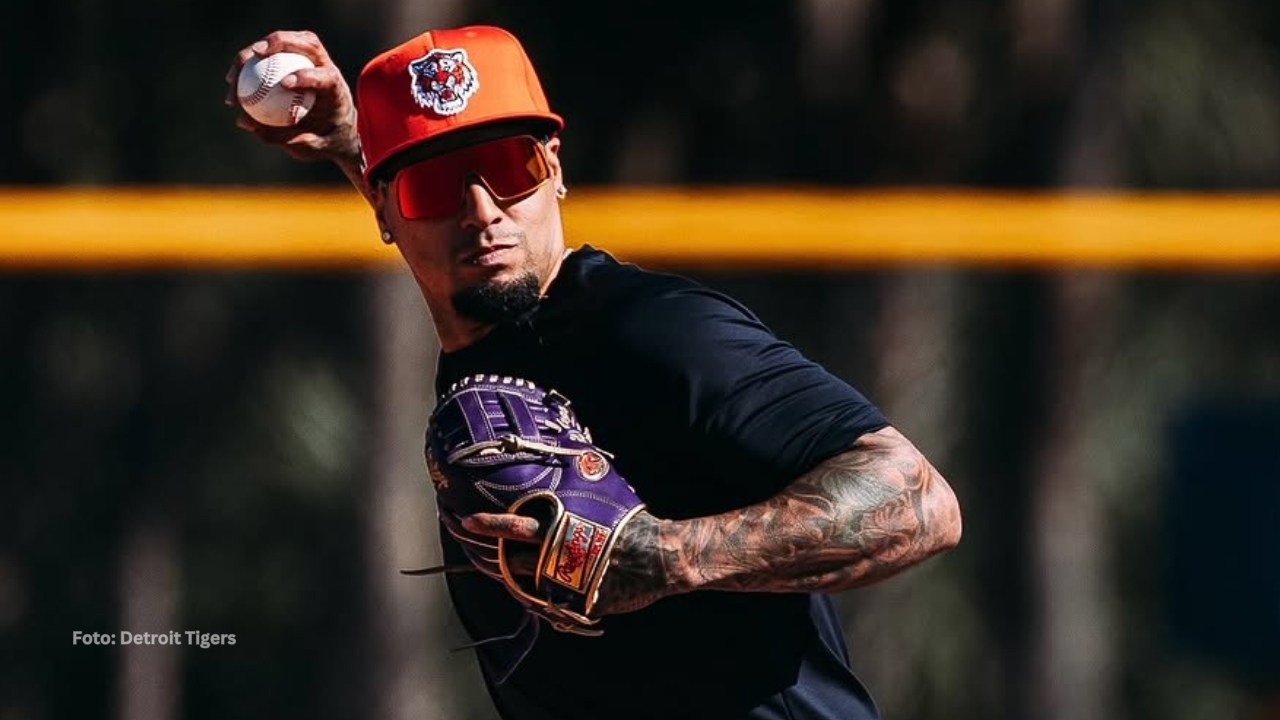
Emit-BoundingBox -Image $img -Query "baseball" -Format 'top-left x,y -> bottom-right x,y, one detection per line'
237,52 -> 316,127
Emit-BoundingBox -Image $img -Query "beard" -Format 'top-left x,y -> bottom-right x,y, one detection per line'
451,271 -> 542,325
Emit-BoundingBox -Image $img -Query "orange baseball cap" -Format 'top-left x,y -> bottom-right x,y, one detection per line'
356,26 -> 564,181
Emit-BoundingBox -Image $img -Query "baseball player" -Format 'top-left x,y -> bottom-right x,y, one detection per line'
228,25 -> 961,720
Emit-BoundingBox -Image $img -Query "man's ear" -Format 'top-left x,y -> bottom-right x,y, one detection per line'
370,180 -> 394,244
544,137 -> 564,189
370,178 -> 389,211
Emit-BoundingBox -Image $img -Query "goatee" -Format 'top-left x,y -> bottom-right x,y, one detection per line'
451,272 -> 542,325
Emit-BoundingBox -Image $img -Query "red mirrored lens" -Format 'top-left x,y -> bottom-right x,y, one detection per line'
394,136 -> 550,220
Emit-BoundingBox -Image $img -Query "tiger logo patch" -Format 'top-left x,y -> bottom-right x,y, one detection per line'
408,48 -> 478,116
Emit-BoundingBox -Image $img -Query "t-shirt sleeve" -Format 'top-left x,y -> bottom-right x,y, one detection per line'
616,284 -> 890,490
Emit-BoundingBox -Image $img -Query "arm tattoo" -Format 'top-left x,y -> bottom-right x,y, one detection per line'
595,426 -> 960,614
659,426 -> 961,594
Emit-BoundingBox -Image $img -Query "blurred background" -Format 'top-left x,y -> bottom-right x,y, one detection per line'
2,0 -> 1279,719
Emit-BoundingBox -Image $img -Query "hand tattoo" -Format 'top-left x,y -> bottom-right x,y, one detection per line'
594,511 -> 675,615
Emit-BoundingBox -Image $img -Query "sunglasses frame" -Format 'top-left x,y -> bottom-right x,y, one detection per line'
390,135 -> 554,221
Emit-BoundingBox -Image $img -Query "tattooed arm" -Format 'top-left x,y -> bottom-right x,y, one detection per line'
465,425 -> 961,615
588,425 -> 961,614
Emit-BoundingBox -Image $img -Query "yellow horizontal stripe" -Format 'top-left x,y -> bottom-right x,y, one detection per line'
1,188 -> 1277,271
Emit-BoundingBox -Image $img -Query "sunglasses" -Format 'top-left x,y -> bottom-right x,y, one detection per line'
391,135 -> 553,220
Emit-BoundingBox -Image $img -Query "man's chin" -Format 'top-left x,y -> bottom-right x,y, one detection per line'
451,271 -> 542,325
457,267 -> 522,295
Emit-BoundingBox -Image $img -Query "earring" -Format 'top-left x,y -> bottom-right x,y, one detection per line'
381,230 -> 393,244
555,185 -> 568,200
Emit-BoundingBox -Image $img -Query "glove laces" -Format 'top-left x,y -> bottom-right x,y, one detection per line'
446,434 -> 610,464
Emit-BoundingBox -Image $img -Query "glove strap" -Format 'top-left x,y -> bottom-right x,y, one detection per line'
497,493 -> 646,628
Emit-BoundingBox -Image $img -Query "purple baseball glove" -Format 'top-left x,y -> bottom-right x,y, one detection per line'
422,374 -> 646,635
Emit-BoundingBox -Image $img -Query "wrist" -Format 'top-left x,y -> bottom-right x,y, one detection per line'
332,131 -> 363,174
655,518 -> 703,595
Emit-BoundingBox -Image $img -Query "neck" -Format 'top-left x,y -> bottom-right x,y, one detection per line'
433,314 -> 494,353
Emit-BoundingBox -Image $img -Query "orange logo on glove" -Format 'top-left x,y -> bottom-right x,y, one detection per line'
576,451 -> 609,481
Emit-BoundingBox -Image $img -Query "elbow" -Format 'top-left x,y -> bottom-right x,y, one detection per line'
880,426 -> 962,554
923,468 -> 963,554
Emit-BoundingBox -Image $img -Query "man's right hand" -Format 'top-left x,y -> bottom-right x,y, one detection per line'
225,30 -> 361,172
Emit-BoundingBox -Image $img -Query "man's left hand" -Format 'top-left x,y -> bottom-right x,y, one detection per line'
461,509 -> 683,616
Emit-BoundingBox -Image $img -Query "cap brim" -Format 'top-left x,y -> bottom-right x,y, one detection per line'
365,112 -> 564,182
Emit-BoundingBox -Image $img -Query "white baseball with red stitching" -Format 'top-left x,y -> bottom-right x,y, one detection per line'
236,52 -> 316,127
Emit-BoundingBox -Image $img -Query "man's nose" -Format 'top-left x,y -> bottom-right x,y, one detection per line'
459,176 -> 504,230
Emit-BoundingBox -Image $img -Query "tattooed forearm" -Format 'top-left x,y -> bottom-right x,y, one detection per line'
654,426 -> 961,595
593,426 -> 960,614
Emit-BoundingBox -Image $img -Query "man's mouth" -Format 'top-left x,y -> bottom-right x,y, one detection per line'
462,243 -> 518,266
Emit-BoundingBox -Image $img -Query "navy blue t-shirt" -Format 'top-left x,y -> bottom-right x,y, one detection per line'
435,246 -> 889,720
